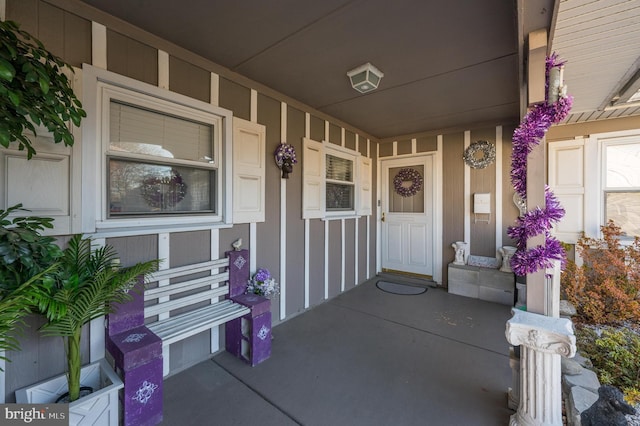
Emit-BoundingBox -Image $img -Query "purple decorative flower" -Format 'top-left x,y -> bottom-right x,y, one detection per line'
274,143 -> 297,167
247,268 -> 279,298
508,53 -> 573,276
254,268 -> 270,283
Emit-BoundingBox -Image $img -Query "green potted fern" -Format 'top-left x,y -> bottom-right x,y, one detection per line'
16,235 -> 158,411
0,204 -> 62,369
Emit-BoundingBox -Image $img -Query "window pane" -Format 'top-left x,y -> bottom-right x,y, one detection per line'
605,191 -> 640,237
109,159 -> 215,216
326,154 -> 353,182
110,101 -> 214,163
326,183 -> 354,211
606,143 -> 640,188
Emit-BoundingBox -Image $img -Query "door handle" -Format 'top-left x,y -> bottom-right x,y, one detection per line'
381,212 -> 386,222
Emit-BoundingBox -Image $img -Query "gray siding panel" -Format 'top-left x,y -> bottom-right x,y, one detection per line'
344,219 -> 356,290
469,128 -> 497,257
379,142 -> 393,158
169,56 -> 210,103
286,106 -> 305,316
417,135 -> 438,153
219,225 -> 249,259
358,217 -> 368,282
345,130 -> 356,151
310,115 -> 325,141
359,134 -> 368,157
328,123 -> 341,146
170,231 -> 210,267
502,125 -> 518,247
257,93 -> 282,323
107,30 -> 158,86
106,234 -> 158,266
219,77 -> 251,121
442,133 -> 465,286
328,220 -> 341,298
396,139 -> 412,156
308,219 -> 325,307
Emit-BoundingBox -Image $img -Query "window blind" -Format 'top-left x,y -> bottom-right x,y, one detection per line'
326,154 -> 353,182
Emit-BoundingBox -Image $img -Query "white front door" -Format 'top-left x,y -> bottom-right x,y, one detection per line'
381,156 -> 434,277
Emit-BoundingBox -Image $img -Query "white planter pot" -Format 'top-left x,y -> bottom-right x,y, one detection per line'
15,359 -> 123,426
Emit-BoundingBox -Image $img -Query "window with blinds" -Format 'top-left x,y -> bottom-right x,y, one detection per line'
326,153 -> 354,211
107,101 -> 217,217
604,141 -> 640,238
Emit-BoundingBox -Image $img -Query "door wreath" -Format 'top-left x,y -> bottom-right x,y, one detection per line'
140,169 -> 187,209
393,168 -> 423,197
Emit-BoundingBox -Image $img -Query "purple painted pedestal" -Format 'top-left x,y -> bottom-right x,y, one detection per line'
226,294 -> 272,366
107,281 -> 163,426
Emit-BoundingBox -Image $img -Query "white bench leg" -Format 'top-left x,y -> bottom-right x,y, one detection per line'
163,346 -> 170,377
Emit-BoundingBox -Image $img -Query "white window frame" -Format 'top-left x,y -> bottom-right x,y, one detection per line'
82,65 -> 233,235
600,132 -> 640,240
325,145 -> 357,216
302,138 -> 370,219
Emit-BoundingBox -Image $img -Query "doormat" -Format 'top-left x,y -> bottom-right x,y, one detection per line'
376,281 -> 427,295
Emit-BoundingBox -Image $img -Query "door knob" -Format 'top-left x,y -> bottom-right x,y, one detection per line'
381,212 -> 386,222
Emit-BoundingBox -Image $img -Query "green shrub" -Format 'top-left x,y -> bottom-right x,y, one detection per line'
576,325 -> 640,403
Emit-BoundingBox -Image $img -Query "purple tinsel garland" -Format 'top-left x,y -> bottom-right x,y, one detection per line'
508,54 -> 574,276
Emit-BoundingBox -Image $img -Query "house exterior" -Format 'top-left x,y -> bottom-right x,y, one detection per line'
1,1 -> 638,420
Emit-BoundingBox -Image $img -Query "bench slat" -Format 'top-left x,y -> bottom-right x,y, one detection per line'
144,271 -> 229,300
144,285 -> 229,318
148,300 -> 249,346
149,258 -> 229,282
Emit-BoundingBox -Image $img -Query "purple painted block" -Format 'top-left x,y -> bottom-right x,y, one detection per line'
225,311 -> 271,366
106,325 -> 162,372
122,357 -> 163,426
231,293 -> 270,316
249,312 -> 272,366
226,249 -> 250,298
108,280 -> 145,336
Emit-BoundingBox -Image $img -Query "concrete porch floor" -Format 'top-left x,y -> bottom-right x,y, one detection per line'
162,277 -> 515,425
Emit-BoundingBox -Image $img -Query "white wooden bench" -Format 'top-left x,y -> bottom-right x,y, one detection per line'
144,258 -> 250,376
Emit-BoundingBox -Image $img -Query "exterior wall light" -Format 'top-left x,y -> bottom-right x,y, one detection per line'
347,62 -> 384,94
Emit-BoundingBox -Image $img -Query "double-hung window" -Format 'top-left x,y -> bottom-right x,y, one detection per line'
603,138 -> 640,239
302,138 -> 371,219
82,65 -> 232,233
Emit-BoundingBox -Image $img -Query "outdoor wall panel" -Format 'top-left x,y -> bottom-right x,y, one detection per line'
219,77 -> 251,121
220,225 -> 250,259
310,115 -> 325,141
170,231 -> 210,267
256,93 -> 282,323
469,128 -> 497,257
379,142 -> 393,157
502,125 -> 518,247
417,135 -> 438,153
358,216 -> 368,282
442,132 -> 465,286
359,134 -> 368,157
169,56 -> 210,103
345,130 -> 356,151
329,123 -> 341,146
107,234 -> 158,266
345,219 -> 356,291
396,139 -> 412,156
308,219 -> 326,307
328,220 -> 342,298
7,0 -> 91,68
107,30 -> 158,86
286,106 -> 305,316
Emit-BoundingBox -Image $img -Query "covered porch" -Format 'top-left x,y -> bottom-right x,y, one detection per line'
163,277 -> 513,425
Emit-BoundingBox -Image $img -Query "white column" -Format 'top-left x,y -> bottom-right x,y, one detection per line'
91,22 -> 107,69
505,309 -> 576,426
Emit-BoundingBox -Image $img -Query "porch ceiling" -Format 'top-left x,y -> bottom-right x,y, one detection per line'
78,0 -> 640,139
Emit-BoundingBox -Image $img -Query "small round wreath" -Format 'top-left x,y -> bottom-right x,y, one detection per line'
274,143 -> 297,167
463,140 -> 496,169
140,169 -> 187,209
393,168 -> 423,197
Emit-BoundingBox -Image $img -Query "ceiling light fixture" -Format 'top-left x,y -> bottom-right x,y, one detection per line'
347,62 -> 384,94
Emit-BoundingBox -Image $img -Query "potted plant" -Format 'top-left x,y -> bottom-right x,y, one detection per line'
0,20 -> 85,159
16,234 -> 158,423
0,204 -> 62,367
